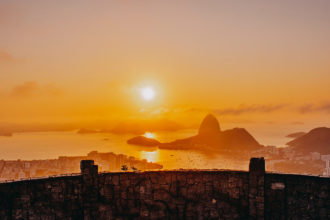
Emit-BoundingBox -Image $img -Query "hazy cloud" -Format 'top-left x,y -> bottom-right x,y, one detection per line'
147,107 -> 169,115
299,103 -> 330,114
149,103 -> 330,117
291,121 -> 304,125
11,81 -> 62,98
0,50 -> 15,62
212,104 -> 287,116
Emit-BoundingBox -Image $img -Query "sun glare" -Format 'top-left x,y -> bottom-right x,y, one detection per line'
140,87 -> 155,101
141,150 -> 159,163
144,132 -> 156,139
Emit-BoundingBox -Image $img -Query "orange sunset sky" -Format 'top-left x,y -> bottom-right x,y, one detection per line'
1,0 -> 330,128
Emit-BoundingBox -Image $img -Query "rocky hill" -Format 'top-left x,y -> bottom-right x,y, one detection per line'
160,114 -> 262,152
287,127 -> 330,154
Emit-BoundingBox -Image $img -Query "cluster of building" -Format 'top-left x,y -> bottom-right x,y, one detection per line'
252,146 -> 330,176
0,151 -> 163,181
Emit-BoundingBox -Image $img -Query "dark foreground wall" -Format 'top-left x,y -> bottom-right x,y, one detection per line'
0,159 -> 329,220
265,173 -> 330,220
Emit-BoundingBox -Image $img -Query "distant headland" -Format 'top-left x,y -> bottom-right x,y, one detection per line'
128,114 -> 262,153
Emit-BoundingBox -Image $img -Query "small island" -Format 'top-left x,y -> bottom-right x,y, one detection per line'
286,132 -> 306,139
127,136 -> 160,147
77,128 -> 100,134
0,132 -> 12,137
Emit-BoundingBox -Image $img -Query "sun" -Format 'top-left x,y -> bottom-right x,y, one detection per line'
140,87 -> 155,101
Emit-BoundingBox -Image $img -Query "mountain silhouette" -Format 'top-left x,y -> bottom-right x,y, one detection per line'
198,114 -> 221,136
286,127 -> 330,154
159,114 -> 261,152
127,136 -> 160,147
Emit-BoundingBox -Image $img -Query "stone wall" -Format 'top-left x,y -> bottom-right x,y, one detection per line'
0,175 -> 83,219
265,173 -> 330,220
96,171 -> 249,219
0,158 -> 329,219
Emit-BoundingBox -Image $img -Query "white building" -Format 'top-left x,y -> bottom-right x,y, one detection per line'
321,155 -> 330,176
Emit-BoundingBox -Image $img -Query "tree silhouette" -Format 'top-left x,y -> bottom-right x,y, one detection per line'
121,165 -> 128,171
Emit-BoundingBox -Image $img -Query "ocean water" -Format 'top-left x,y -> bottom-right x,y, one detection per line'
0,126 -> 301,170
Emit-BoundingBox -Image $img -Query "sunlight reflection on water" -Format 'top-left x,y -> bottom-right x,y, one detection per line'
0,127 -> 295,170
140,150 -> 159,163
